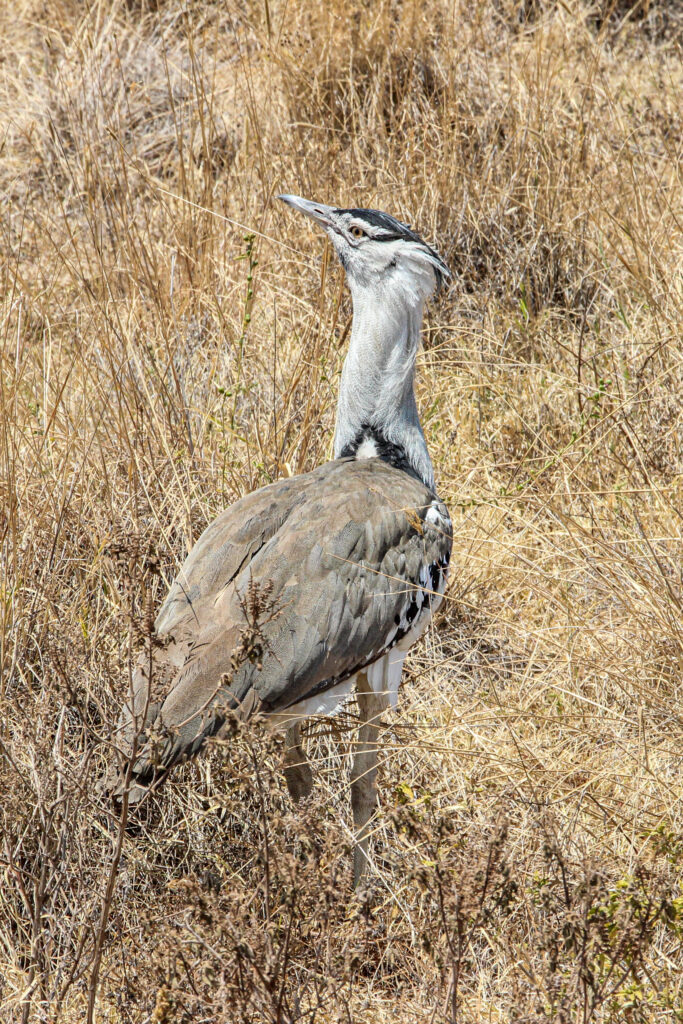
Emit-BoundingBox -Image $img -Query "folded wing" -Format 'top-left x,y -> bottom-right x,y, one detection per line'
113,459 -> 451,799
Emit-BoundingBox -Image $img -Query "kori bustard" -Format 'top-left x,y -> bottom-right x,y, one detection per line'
112,195 -> 452,884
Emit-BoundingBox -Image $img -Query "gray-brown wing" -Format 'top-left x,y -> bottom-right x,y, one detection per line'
154,468 -> 328,635
112,469 -> 321,790
114,459 -> 451,795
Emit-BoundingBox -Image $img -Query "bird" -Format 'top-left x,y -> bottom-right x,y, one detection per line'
111,195 -> 453,885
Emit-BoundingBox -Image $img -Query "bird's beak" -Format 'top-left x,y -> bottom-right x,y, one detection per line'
277,194 -> 337,229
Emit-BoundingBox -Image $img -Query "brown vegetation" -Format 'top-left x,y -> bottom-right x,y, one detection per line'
1,0 -> 682,1020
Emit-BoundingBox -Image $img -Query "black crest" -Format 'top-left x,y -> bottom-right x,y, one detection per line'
337,206 -> 450,290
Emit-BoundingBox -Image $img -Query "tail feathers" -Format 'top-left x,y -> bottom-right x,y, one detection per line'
106,613 -> 266,806
109,683 -> 263,806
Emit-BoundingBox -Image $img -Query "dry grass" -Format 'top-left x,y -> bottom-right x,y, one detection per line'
1,0 -> 682,1020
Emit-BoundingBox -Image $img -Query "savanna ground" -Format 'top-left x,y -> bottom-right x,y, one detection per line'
1,0 -> 682,1020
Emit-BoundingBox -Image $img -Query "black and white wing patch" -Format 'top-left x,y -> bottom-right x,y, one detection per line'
384,498 -> 451,651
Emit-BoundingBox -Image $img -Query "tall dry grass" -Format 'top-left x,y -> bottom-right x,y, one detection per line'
1,0 -> 682,1020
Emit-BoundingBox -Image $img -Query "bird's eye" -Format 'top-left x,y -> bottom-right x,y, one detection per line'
350,225 -> 365,239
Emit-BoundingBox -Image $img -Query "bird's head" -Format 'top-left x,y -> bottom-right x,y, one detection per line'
278,194 -> 450,304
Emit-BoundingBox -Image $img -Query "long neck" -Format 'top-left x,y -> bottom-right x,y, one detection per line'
333,279 -> 435,491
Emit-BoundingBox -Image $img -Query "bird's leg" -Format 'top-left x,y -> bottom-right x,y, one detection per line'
282,721 -> 313,802
350,671 -> 389,887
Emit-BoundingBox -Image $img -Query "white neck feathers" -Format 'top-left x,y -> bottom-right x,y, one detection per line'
333,273 -> 435,492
